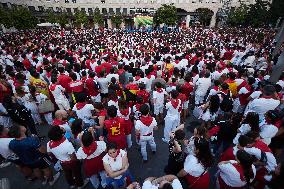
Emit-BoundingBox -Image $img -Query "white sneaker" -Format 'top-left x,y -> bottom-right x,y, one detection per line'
77,179 -> 89,189
49,172 -> 60,186
0,162 -> 11,168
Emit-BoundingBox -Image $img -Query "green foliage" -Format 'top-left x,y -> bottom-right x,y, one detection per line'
154,4 -> 177,26
93,8 -> 104,27
111,14 -> 123,28
74,10 -> 88,27
195,8 -> 214,26
57,12 -> 69,27
227,4 -> 249,26
10,7 -> 38,30
0,7 -> 14,28
270,0 -> 284,24
247,0 -> 270,27
47,11 -> 57,24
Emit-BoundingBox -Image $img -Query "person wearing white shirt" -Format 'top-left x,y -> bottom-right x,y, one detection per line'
142,175 -> 183,189
195,73 -> 211,105
49,78 -> 70,111
218,150 -> 256,189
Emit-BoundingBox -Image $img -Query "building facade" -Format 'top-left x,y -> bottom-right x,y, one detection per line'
0,0 -> 257,27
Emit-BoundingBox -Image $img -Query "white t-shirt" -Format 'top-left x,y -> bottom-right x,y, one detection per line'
248,98 -> 280,118
50,84 -> 66,101
97,77 -> 109,94
165,99 -> 181,117
106,74 -> 119,83
47,139 -> 75,162
153,89 -> 166,106
218,160 -> 256,188
135,117 -> 157,140
0,138 -> 14,159
76,141 -> 106,160
72,104 -> 95,124
184,155 -> 206,177
102,149 -> 127,179
142,179 -> 183,189
195,78 -> 211,97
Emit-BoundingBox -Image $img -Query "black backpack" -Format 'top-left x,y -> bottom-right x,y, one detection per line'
219,92 -> 233,112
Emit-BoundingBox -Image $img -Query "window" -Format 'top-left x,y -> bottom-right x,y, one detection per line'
88,8 -> 93,13
123,8 -> 127,14
38,6 -> 44,11
66,8 -> 72,13
72,0 -> 76,3
81,8 -> 85,12
116,8 -> 120,14
74,8 -> 78,12
101,0 -> 105,3
65,0 -> 69,3
109,8 -> 114,14
1,3 -> 8,8
102,8 -> 107,14
28,6 -> 36,12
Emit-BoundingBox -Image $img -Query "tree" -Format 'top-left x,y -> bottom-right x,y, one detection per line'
10,7 -> 38,30
74,10 -> 88,27
0,7 -> 14,28
270,0 -> 284,24
195,8 -> 214,26
47,11 -> 57,24
93,8 -> 104,27
57,12 -> 69,27
227,4 -> 249,26
246,0 -> 270,27
154,4 -> 177,26
111,14 -> 123,28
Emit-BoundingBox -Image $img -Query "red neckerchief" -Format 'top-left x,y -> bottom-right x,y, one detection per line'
113,149 -> 121,162
253,140 -> 272,153
98,109 -> 107,117
120,108 -> 129,116
49,84 -> 57,91
76,102 -> 87,110
82,141 -> 98,156
171,99 -> 180,109
232,163 -> 245,181
52,119 -> 66,126
49,137 -> 66,149
156,88 -> 163,93
213,86 -> 219,91
147,74 -> 152,79
261,95 -> 273,99
140,115 -> 153,126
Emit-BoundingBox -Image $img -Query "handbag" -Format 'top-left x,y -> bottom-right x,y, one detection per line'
38,99 -> 55,114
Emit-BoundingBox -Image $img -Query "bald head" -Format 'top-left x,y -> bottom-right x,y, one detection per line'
55,110 -> 68,120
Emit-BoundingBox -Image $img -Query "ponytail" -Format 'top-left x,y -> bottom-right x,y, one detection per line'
236,150 -> 254,188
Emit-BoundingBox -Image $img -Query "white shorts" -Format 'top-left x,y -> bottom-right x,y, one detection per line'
183,100 -> 189,109
154,105 -> 163,115
91,94 -> 101,103
55,99 -> 70,111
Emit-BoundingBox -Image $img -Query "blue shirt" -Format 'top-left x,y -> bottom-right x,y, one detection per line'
9,137 -> 42,165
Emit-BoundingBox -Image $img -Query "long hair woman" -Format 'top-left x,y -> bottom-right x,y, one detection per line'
177,138 -> 213,189
218,150 -> 256,189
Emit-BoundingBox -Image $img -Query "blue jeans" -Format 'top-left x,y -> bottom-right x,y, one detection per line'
105,170 -> 133,189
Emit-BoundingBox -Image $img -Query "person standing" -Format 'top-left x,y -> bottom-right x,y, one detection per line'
135,104 -> 157,163
47,126 -> 87,189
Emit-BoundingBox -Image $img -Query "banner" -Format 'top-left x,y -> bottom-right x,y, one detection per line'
134,15 -> 153,26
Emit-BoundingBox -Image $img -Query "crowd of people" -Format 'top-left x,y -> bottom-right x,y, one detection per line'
0,26 -> 284,189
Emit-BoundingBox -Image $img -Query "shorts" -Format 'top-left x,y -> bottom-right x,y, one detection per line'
56,99 -> 70,111
91,94 -> 101,103
26,158 -> 50,169
183,100 -> 189,109
154,105 -> 163,115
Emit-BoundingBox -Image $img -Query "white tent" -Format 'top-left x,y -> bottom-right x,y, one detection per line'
37,23 -> 60,27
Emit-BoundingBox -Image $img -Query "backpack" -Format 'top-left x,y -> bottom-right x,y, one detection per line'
219,92 -> 233,112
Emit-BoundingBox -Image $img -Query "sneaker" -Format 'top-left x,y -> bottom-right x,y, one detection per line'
42,178 -> 48,185
162,138 -> 169,143
77,179 -> 89,189
0,162 -> 11,168
70,185 -> 76,189
49,172 -> 60,186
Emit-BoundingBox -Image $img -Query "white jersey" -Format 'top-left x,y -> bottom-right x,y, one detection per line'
135,116 -> 157,140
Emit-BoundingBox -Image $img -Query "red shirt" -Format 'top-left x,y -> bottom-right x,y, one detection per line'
69,80 -> 84,93
95,65 -> 104,75
57,74 -> 72,93
101,62 -> 112,74
136,89 -> 150,104
177,93 -> 187,105
181,82 -> 193,100
22,58 -> 31,70
85,78 -> 99,97
104,117 -> 126,149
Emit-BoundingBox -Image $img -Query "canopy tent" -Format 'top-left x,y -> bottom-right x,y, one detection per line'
37,23 -> 60,27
